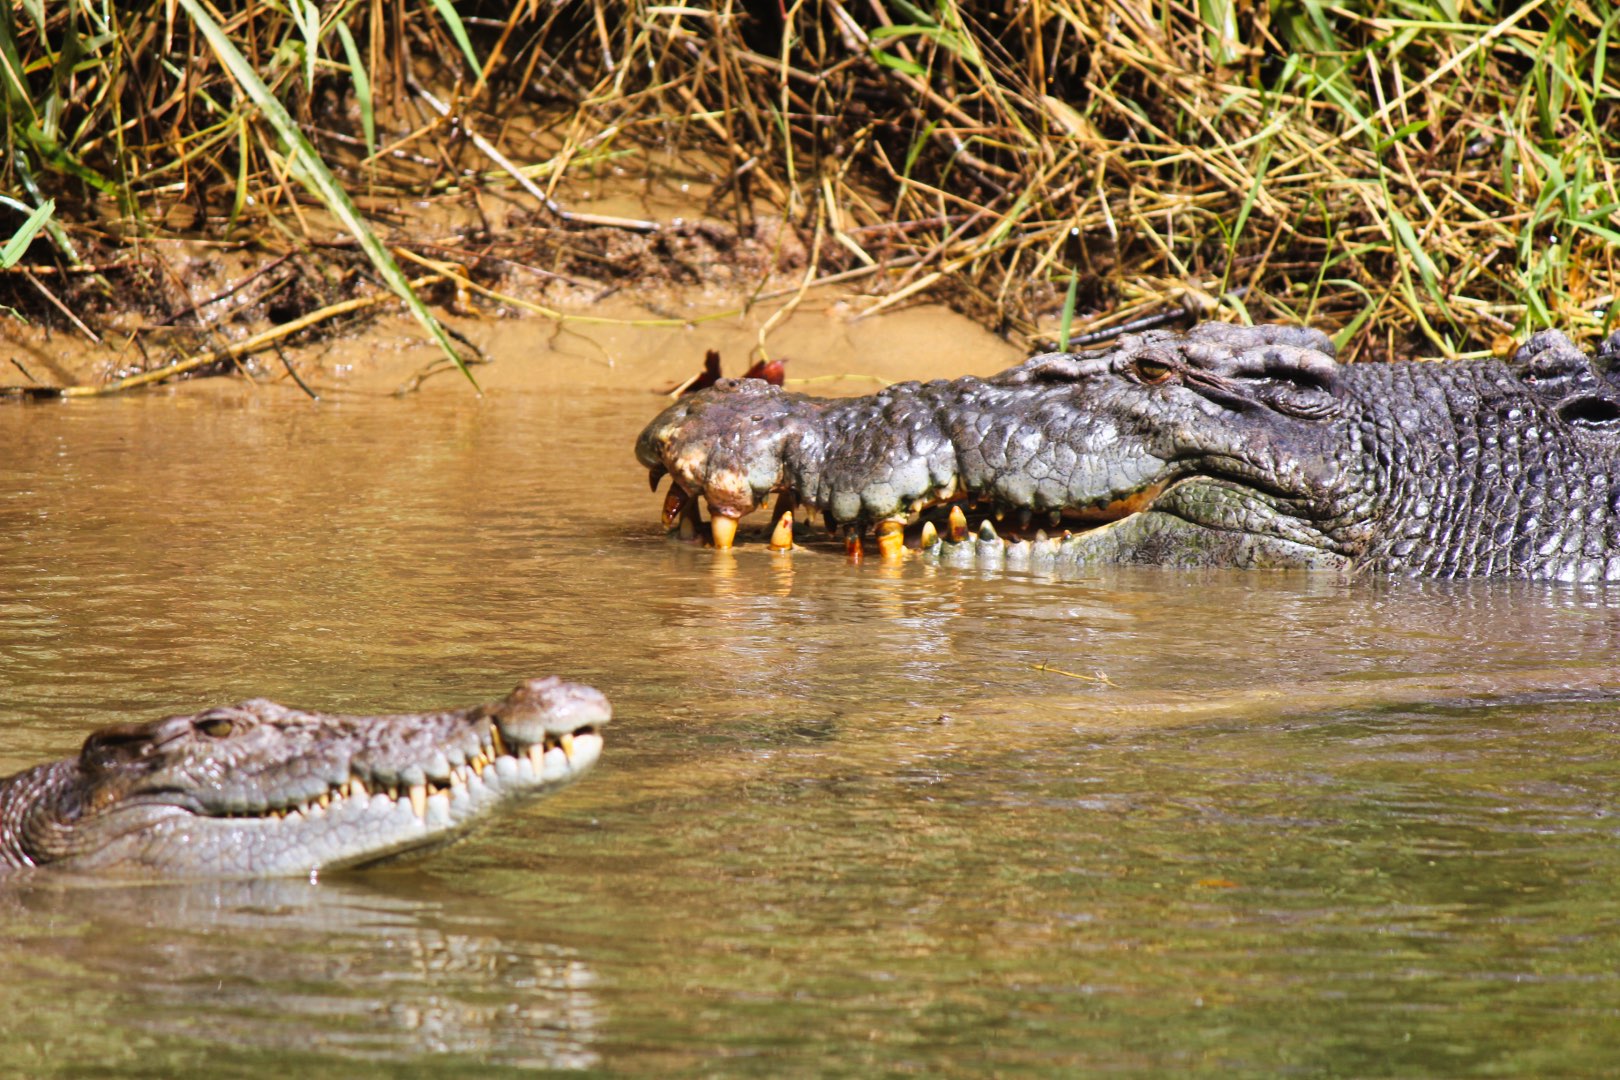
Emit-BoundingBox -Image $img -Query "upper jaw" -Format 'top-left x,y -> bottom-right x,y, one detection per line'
221,682 -> 610,824
641,397 -> 1174,550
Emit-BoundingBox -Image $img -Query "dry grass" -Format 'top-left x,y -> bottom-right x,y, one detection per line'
2,1 -> 1617,369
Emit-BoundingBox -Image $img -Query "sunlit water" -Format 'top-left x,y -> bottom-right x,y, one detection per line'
4,382 -> 1620,1076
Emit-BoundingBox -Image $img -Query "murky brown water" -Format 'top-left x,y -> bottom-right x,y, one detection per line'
5,327 -> 1620,1075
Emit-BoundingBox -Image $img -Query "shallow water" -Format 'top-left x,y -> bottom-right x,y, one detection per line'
5,377 -> 1620,1076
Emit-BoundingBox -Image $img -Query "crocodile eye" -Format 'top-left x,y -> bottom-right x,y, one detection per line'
1132,358 -> 1175,384
196,717 -> 235,738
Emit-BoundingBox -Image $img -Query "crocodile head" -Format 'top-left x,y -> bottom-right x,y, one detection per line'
0,678 -> 609,878
637,323 -> 1358,569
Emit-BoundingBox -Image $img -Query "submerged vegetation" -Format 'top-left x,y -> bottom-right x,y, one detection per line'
1,0 -> 1617,383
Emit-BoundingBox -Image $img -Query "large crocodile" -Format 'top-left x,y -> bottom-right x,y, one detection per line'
636,323 -> 1620,581
0,678 -> 608,878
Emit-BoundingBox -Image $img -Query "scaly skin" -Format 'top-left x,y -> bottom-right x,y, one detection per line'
0,678 -> 609,878
636,323 -> 1620,580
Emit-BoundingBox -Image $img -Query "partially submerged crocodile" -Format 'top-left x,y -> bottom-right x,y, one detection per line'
637,323 -> 1620,581
0,678 -> 608,878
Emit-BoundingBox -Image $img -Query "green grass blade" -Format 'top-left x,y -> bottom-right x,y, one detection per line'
176,0 -> 476,390
333,19 -> 375,155
228,115 -> 249,231
1231,137 -> 1273,252
1387,204 -> 1442,302
292,0 -> 320,94
426,0 -> 484,85
1,198 -> 54,268
1058,271 -> 1079,351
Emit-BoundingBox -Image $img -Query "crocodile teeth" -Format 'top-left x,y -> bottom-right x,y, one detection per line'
769,511 -> 794,551
489,722 -> 509,759
662,486 -> 690,529
559,733 -> 575,761
920,520 -> 940,548
471,752 -> 491,776
678,495 -> 702,540
876,520 -> 905,562
351,775 -> 369,799
528,743 -> 546,770
948,505 -> 969,542
409,783 -> 428,821
710,512 -> 738,550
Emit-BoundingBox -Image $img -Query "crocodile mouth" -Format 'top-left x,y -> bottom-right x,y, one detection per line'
198,722 -> 604,826
652,473 -> 1169,559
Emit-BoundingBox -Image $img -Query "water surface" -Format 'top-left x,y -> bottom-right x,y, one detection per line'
4,381 -> 1620,1076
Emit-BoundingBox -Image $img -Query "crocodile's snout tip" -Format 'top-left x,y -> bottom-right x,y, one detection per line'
502,678 -> 612,735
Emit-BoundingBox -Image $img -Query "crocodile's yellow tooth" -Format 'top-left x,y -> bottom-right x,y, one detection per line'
409,783 -> 427,821
338,782 -> 350,799
768,511 -> 794,551
662,487 -> 689,529
472,752 -> 490,776
351,775 -> 369,799
317,792 -> 330,809
528,743 -> 546,769
559,733 -> 575,761
489,722 -> 509,759
675,492 -> 703,541
710,512 -> 738,550
876,519 -> 905,562
920,520 -> 940,548
948,505 -> 969,542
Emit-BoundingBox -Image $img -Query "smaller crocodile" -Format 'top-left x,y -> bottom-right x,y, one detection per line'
636,323 -> 1620,580
0,678 -> 609,878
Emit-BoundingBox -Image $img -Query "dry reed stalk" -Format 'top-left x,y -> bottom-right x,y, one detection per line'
1,1 -> 1614,368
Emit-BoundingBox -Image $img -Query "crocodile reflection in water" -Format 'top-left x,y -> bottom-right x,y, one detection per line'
637,323 -> 1620,581
2,875 -> 601,1068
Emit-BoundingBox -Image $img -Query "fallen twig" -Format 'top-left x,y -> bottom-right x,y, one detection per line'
52,274 -> 442,398
1031,662 -> 1116,686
